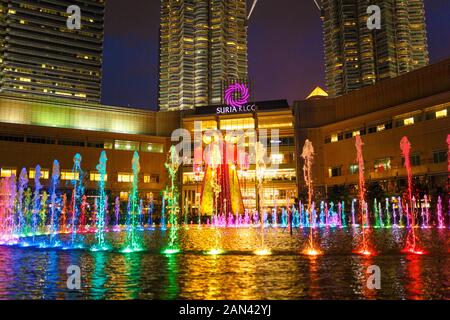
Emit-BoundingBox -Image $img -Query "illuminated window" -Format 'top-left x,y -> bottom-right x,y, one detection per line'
376,124 -> 385,132
141,142 -> 164,153
0,168 -> 17,178
29,169 -> 49,179
60,171 -> 79,180
436,109 -> 447,118
90,172 -> 107,182
352,130 -> 360,137
114,140 -> 139,151
144,174 -> 160,183
270,154 -> 284,164
328,167 -> 341,177
331,134 -> 338,142
119,192 -> 129,201
374,158 -> 391,172
258,116 -> 293,129
118,173 -> 134,183
349,164 -> 359,175
220,118 -> 254,130
403,117 -> 414,126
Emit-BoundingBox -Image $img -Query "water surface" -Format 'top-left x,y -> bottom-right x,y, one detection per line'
0,227 -> 448,299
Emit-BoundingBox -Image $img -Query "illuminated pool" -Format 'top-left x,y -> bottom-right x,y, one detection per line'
0,227 -> 448,299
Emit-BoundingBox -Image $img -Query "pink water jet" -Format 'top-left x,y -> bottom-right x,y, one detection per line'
400,137 -> 425,255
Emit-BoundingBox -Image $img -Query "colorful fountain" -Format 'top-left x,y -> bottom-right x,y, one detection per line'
121,151 -> 145,253
0,135 -> 447,258
354,135 -> 374,256
301,139 -> 321,256
400,137 -> 425,255
91,151 -> 110,251
162,146 -> 181,255
254,141 -> 271,256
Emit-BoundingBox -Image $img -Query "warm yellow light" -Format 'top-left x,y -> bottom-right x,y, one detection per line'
90,172 -> 107,182
203,135 -> 212,144
302,248 -> 322,256
60,171 -> 79,181
436,109 -> 447,118
29,169 -> 50,179
331,134 -> 338,142
118,173 -> 134,183
0,168 -> 17,178
270,154 -> 284,164
206,249 -> 224,255
254,248 -> 272,256
404,117 -> 414,126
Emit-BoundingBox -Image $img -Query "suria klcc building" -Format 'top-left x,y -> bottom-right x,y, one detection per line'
0,59 -> 449,219
294,58 -> 450,201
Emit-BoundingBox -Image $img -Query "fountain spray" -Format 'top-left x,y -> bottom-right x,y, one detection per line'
31,165 -> 42,241
206,138 -> 224,254
385,198 -> 391,228
163,146 -> 182,254
113,196 -> 120,231
92,151 -> 110,251
17,168 -> 28,236
400,137 -> 424,254
68,153 -> 84,248
49,160 -> 60,246
355,135 -> 373,255
39,191 -> 48,233
254,141 -> 271,255
122,151 -> 144,252
301,139 -> 320,256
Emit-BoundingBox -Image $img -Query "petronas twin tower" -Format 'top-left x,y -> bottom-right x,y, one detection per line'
158,0 -> 430,110
159,0 -> 248,111
321,0 -> 429,97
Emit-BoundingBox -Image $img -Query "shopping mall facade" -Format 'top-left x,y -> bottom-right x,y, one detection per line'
0,58 -> 448,216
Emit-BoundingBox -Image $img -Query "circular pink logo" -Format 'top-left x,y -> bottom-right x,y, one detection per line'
224,83 -> 250,108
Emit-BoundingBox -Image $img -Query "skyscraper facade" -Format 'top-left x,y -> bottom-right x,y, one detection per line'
321,0 -> 429,97
159,0 -> 248,111
0,0 -> 105,103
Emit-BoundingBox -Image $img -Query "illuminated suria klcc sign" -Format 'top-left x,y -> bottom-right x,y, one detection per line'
217,83 -> 256,114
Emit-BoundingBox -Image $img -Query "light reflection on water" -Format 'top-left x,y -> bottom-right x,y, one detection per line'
0,227 -> 448,299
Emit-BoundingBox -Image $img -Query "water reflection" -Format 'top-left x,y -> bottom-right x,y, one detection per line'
0,227 -> 447,299
164,254 -> 179,299
91,252 -> 108,299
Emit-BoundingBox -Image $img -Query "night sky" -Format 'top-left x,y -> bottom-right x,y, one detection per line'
101,0 -> 450,110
